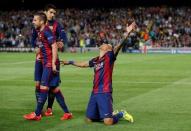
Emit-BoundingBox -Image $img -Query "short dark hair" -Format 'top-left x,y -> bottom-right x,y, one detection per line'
34,12 -> 47,23
44,4 -> 56,11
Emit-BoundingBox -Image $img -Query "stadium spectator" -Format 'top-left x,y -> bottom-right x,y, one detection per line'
0,7 -> 190,49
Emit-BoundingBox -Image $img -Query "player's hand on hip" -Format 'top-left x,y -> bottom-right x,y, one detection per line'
36,53 -> 41,61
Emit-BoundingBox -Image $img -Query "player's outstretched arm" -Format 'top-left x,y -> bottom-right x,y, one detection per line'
114,21 -> 136,58
61,60 -> 89,68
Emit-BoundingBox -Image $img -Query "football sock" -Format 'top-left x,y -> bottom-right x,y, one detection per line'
112,112 -> 123,124
35,85 -> 40,102
35,89 -> 48,116
55,90 -> 69,113
47,89 -> 55,109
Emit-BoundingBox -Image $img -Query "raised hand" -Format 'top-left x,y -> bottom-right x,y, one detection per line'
125,21 -> 137,38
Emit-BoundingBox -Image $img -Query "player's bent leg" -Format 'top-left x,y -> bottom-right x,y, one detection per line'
121,110 -> 134,123
103,118 -> 114,125
35,81 -> 40,87
103,113 -> 124,125
35,81 -> 40,102
34,60 -> 43,102
44,89 -> 55,117
47,89 -> 55,109
85,117 -> 101,123
97,93 -> 120,125
35,86 -> 49,117
113,110 -> 134,123
52,87 -> 72,120
45,66 -> 60,116
24,86 -> 48,121
85,93 -> 100,122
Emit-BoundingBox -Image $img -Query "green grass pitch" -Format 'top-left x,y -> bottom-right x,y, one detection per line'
0,52 -> 191,131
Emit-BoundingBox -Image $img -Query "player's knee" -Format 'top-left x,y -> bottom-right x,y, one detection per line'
35,82 -> 40,88
103,118 -> 113,125
40,86 -> 48,91
52,87 -> 60,93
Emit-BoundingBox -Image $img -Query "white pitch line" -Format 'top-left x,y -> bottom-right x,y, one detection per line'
0,61 -> 33,65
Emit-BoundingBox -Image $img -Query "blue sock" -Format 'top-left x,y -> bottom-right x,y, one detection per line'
55,90 -> 69,113
112,112 -> 123,124
35,89 -> 48,116
35,85 -> 40,102
47,89 -> 55,109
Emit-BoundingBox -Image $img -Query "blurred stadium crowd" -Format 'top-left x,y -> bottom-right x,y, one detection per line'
0,7 -> 191,50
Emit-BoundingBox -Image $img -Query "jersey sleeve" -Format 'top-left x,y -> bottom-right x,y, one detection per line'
31,28 -> 38,48
107,51 -> 116,62
56,23 -> 68,44
44,29 -> 56,45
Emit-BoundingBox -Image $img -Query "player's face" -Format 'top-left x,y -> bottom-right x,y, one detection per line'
99,44 -> 112,51
32,16 -> 43,29
45,9 -> 56,21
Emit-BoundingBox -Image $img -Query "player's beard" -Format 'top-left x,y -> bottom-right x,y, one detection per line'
33,24 -> 40,30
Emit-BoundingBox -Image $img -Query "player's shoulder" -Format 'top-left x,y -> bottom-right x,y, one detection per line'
44,26 -> 52,33
106,50 -> 114,56
91,56 -> 99,62
43,26 -> 53,37
53,20 -> 58,24
106,50 -> 116,60
32,27 -> 39,34
53,20 -> 61,27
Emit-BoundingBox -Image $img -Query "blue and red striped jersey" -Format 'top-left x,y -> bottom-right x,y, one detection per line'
37,26 -> 58,67
31,20 -> 68,47
89,51 -> 116,94
47,20 -> 68,44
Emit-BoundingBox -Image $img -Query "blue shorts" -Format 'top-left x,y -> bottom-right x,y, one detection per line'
49,64 -> 61,87
34,60 -> 43,82
40,65 -> 61,87
86,93 -> 113,120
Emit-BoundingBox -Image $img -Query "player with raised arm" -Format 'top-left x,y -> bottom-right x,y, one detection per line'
61,22 -> 136,125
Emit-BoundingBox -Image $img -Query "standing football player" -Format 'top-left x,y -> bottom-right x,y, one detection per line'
61,22 -> 136,125
31,4 -> 71,119
43,4 -> 69,117
24,12 -> 71,121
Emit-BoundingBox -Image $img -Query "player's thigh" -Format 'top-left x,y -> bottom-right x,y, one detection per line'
34,60 -> 43,82
97,93 -> 113,119
49,73 -> 60,87
41,67 -> 52,87
86,93 -> 100,120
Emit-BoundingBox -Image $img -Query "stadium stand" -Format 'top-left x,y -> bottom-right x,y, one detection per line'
0,7 -> 190,51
